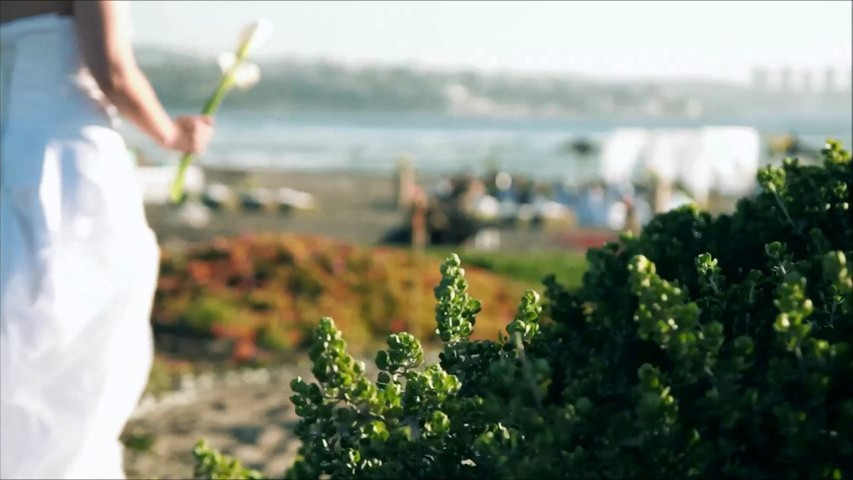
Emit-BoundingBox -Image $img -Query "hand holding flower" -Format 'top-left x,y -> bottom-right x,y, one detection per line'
162,115 -> 215,154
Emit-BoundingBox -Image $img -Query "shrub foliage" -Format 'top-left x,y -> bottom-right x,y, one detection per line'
195,141 -> 852,479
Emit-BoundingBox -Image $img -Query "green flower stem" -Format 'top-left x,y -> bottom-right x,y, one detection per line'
169,42 -> 251,203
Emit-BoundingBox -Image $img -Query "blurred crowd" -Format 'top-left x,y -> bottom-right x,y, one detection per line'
387,125 -> 797,247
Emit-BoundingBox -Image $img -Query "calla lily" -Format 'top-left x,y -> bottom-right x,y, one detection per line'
217,52 -> 237,73
237,19 -> 273,54
217,52 -> 261,90
232,62 -> 261,90
170,19 -> 273,202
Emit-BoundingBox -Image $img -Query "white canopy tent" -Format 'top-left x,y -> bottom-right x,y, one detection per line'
599,126 -> 761,204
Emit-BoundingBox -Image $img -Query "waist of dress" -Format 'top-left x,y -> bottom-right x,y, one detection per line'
0,13 -> 75,42
1,15 -> 116,132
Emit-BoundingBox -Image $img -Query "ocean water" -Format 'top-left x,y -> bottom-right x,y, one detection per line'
123,111 -> 853,183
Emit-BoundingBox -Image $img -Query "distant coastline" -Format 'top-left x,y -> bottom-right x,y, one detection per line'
128,46 -> 852,182
135,46 -> 853,121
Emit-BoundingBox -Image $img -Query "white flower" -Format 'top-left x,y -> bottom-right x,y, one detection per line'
236,19 -> 273,53
232,62 -> 261,89
217,52 -> 237,73
217,53 -> 261,89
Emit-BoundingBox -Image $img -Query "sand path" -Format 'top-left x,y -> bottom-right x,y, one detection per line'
123,363 -> 313,479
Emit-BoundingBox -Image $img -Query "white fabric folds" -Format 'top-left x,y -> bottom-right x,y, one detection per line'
1,14 -> 158,479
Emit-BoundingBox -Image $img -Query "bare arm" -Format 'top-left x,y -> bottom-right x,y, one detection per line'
73,0 -> 212,153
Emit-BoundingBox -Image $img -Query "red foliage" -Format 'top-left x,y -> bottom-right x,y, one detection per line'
210,323 -> 256,341
389,318 -> 408,333
232,338 -> 258,364
551,230 -> 618,250
152,234 -> 527,356
187,261 -> 213,284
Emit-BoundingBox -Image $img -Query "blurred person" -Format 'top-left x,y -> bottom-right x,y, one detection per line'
0,1 -> 213,478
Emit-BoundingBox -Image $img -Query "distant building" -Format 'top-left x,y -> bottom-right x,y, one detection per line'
751,67 -> 769,92
750,65 -> 847,96
823,67 -> 837,94
800,70 -> 814,95
685,99 -> 703,119
779,66 -> 793,94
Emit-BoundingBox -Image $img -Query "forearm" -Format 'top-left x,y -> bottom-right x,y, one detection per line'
102,64 -> 176,147
73,0 -> 176,148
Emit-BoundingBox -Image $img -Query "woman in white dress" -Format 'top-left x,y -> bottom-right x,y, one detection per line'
0,1 -> 213,478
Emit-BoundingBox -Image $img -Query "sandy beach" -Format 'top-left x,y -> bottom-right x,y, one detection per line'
145,166 -> 576,252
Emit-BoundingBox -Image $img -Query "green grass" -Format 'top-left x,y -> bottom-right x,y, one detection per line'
121,431 -> 156,452
426,248 -> 588,290
144,357 -> 176,396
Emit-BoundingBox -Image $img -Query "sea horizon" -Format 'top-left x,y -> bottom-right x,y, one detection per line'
122,109 -> 853,183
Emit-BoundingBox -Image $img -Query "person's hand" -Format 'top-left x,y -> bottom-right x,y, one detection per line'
162,116 -> 215,154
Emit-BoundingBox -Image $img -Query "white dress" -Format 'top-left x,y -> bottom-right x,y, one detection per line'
0,13 -> 158,480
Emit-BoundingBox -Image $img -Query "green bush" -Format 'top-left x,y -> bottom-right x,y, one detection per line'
196,141 -> 852,479
193,440 -> 264,479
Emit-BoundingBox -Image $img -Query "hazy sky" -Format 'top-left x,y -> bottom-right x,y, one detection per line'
129,1 -> 852,84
